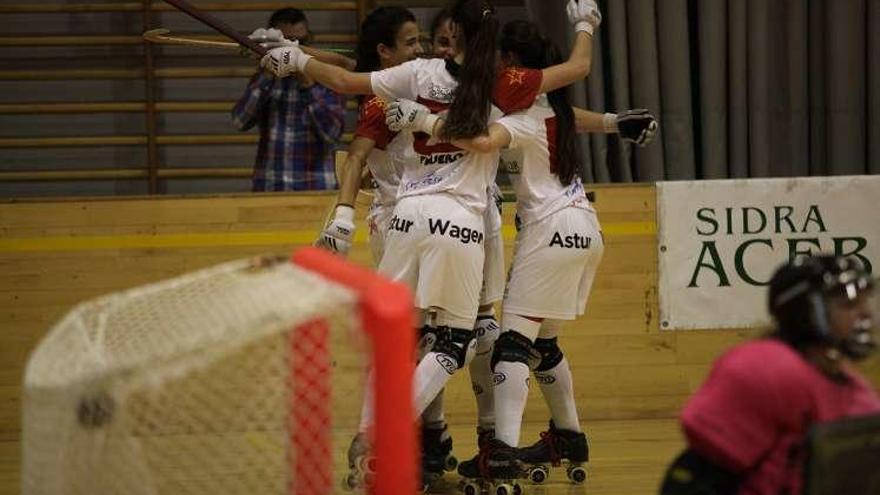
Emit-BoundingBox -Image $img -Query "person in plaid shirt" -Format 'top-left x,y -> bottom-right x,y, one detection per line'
233,8 -> 346,191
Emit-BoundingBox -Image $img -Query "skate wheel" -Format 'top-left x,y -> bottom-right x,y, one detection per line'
445,454 -> 459,471
567,465 -> 587,484
364,456 -> 378,474
528,465 -> 549,484
494,483 -> 513,495
341,472 -> 359,491
462,480 -> 481,495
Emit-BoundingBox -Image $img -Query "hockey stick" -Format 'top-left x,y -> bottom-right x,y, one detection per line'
143,28 -> 355,58
143,28 -> 245,51
159,0 -> 266,56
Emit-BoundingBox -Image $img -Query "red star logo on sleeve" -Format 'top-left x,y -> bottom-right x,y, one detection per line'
505,68 -> 526,86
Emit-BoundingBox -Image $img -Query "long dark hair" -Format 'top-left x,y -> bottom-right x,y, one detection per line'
440,0 -> 499,140
268,8 -> 306,28
430,8 -> 453,40
501,20 -> 579,185
354,6 -> 417,73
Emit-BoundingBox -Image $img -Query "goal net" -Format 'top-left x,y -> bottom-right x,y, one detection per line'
21,248 -> 417,495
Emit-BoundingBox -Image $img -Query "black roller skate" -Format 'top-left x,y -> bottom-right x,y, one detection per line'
342,432 -> 375,491
518,421 -> 589,485
458,438 -> 526,495
456,427 -> 494,481
422,423 -> 458,490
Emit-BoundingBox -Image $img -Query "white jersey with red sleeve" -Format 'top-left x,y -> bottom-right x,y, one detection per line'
353,96 -> 409,207
370,59 -> 543,214
495,94 -> 593,227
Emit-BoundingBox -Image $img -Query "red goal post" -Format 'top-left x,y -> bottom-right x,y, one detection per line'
21,247 -> 417,495
291,247 -> 417,495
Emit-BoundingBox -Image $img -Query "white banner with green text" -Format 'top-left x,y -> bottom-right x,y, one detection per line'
657,176 -> 880,330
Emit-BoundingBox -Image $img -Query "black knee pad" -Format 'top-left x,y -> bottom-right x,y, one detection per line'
533,337 -> 564,372
417,325 -> 440,360
491,331 -> 535,371
432,326 -> 476,370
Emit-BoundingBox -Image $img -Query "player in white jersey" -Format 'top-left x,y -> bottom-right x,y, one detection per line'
309,7 -> 426,489
419,8 -> 657,468
410,6 -> 506,470
263,3 -> 602,486
316,7 -> 421,263
384,18 -> 659,487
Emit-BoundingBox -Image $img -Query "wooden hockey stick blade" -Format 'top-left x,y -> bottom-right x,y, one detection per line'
143,28 -> 354,56
143,29 -> 241,51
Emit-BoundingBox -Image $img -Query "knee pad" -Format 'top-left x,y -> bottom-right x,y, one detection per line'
533,337 -> 564,372
432,326 -> 476,370
491,331 -> 538,371
473,316 -> 500,354
418,326 -> 440,361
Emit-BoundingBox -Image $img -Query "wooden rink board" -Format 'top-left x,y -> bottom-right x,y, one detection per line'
2,185 -> 879,494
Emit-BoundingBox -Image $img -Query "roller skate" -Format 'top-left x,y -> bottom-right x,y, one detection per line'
518,421 -> 588,485
342,432 -> 375,491
455,426 -> 494,481
458,438 -> 526,495
422,423 -> 458,490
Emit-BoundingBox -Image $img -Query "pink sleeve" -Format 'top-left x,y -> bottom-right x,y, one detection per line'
680,349 -> 790,472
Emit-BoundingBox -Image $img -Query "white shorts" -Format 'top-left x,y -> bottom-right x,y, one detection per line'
367,202 -> 394,265
378,194 -> 485,329
480,186 -> 504,306
503,207 -> 604,320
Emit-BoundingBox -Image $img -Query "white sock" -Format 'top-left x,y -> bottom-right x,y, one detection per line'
421,389 -> 445,428
493,361 -> 530,446
493,314 -> 542,447
470,316 -> 500,430
535,356 -> 581,432
414,351 -> 458,415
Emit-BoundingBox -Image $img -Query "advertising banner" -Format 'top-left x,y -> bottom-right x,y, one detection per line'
657,176 -> 880,329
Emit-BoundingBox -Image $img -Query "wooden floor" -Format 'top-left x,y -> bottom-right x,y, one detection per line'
2,188 -> 877,495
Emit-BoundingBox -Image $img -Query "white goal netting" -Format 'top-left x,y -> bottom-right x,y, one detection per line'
22,256 -> 372,495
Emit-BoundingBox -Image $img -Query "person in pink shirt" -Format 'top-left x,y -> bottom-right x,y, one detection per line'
661,254 -> 879,495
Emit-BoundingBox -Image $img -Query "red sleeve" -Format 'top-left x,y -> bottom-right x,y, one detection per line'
680,342 -> 805,472
492,67 -> 543,114
354,97 -> 396,150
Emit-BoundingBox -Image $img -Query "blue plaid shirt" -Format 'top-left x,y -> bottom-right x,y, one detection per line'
233,71 -> 345,191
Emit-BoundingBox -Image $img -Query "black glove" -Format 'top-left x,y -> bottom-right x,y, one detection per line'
616,109 -> 658,147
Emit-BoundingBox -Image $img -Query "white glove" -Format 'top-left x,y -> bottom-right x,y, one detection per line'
607,109 -> 659,147
317,205 -> 355,256
248,27 -> 297,49
566,0 -> 602,36
260,44 -> 313,78
385,99 -> 440,134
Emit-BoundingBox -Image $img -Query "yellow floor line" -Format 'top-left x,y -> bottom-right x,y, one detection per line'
1,221 -> 655,253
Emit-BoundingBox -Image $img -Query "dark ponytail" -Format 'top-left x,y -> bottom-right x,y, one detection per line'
440,0 -> 499,140
354,6 -> 416,73
500,20 -> 579,185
